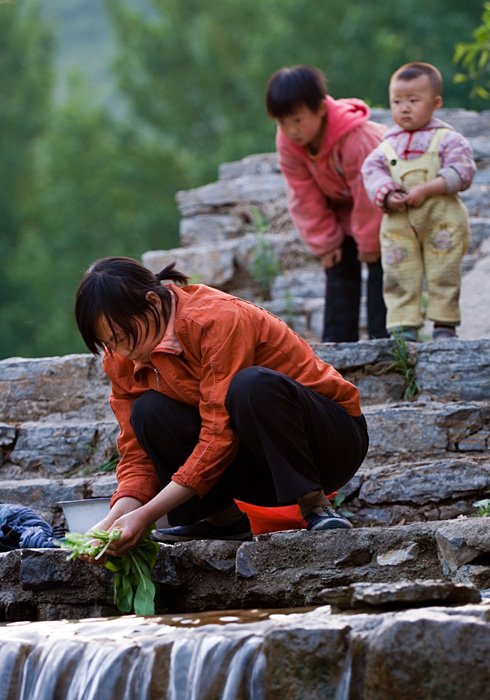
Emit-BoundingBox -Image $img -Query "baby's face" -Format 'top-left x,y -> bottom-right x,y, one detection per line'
389,74 -> 442,132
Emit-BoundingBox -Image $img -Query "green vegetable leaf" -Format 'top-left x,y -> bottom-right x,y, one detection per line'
61,525 -> 160,615
134,576 -> 156,616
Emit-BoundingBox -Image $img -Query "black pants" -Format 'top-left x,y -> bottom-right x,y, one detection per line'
323,236 -> 388,342
130,367 -> 369,526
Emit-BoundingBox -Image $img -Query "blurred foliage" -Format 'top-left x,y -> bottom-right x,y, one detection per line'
454,2 -> 490,99
0,0 -> 486,358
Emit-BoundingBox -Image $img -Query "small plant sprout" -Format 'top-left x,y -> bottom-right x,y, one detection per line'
246,205 -> 270,234
332,491 -> 355,520
250,233 -> 281,300
386,331 -> 419,400
473,492 -> 490,517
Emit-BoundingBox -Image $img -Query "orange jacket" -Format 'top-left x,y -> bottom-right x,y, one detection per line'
104,284 -> 362,506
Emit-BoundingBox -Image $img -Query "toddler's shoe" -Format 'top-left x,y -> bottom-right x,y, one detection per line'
305,504 -> 353,531
390,326 -> 419,342
150,512 -> 253,543
432,324 -> 457,340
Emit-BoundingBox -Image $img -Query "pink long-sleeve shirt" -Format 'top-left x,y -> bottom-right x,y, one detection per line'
276,96 -> 386,256
361,117 -> 476,211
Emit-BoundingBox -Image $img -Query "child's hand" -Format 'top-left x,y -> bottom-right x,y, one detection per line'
358,251 -> 380,264
321,247 -> 342,269
404,185 -> 430,208
386,191 -> 407,212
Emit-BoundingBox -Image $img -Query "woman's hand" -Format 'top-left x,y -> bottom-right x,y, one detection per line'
78,496 -> 144,566
78,482 -> 195,565
102,508 -> 153,557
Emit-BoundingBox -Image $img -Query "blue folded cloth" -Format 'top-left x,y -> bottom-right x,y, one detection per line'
0,504 -> 58,549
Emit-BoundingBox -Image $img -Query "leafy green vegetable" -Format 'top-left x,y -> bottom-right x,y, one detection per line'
59,527 -> 160,615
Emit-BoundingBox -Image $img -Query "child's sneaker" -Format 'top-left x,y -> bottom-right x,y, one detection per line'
432,324 -> 457,340
305,504 -> 353,531
390,326 -> 419,342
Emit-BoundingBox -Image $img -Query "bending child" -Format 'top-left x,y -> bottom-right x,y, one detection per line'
266,65 -> 388,342
362,62 -> 476,341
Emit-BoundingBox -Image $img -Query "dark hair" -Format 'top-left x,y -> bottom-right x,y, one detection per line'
392,62 -> 442,95
75,256 -> 189,355
265,65 -> 327,118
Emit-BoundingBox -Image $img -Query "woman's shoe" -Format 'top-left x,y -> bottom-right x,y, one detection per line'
304,504 -> 353,531
150,512 -> 253,543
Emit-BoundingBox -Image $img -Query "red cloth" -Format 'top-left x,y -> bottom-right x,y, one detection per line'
235,492 -> 338,535
235,501 -> 306,535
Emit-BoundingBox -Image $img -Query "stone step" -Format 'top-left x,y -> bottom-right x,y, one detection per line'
0,473 -> 117,527
0,342 -> 487,429
1,518 -> 488,622
370,107 -> 490,137
343,454 -> 490,524
1,450 -> 488,532
1,385 -> 488,480
365,397 -> 490,465
314,338 -> 490,405
0,354 -> 111,424
1,405 -> 488,531
1,419 -> 119,479
142,230 -> 312,291
6,453 -> 487,533
175,165 -> 490,222
2,340 -> 488,423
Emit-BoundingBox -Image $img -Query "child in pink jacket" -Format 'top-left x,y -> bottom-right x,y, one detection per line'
362,62 -> 476,341
266,65 -> 388,342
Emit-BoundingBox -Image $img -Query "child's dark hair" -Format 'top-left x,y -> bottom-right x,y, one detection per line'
75,256 -> 189,355
266,65 -> 327,119
392,62 -> 442,95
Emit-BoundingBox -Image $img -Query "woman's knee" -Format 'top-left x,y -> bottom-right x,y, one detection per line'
130,390 -> 163,438
225,367 -> 292,415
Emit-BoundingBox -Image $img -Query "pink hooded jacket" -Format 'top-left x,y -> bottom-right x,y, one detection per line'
276,96 -> 386,257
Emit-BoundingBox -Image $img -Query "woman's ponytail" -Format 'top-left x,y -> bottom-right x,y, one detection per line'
155,262 -> 189,286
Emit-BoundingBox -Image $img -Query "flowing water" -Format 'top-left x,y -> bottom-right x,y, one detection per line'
0,608 -> 314,700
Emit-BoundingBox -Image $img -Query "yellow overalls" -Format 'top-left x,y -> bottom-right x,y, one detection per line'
379,128 -> 471,330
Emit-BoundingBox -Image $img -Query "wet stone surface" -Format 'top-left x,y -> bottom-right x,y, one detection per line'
311,579 -> 481,610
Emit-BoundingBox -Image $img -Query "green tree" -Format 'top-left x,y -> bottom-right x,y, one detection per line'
11,76 -> 185,357
454,1 -> 490,101
0,0 -> 54,358
106,0 -> 484,186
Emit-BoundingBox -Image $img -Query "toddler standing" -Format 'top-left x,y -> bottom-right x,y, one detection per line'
266,65 -> 388,342
362,62 -> 476,341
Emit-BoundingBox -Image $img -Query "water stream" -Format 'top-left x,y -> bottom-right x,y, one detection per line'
3,600 -> 486,699
0,608 -> 314,700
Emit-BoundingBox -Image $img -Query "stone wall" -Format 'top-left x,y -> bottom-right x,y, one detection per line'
0,517 -> 488,623
0,339 -> 489,531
